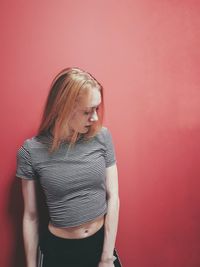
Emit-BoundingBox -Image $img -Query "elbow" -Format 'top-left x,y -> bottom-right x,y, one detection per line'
116,196 -> 120,210
117,197 -> 120,208
23,211 -> 39,222
107,194 -> 120,207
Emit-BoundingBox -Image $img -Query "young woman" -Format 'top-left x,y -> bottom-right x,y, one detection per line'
16,67 -> 122,267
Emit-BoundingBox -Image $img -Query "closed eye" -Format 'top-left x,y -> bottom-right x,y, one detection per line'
84,111 -> 91,115
84,107 -> 99,115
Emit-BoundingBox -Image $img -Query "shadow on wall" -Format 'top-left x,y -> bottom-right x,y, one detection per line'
8,177 -> 49,267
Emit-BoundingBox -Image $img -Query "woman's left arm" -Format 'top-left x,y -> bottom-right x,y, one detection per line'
98,163 -> 120,267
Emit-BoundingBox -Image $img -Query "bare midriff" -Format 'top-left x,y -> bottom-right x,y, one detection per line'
48,214 -> 105,239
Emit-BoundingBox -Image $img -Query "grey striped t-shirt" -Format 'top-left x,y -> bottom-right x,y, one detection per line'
16,126 -> 117,228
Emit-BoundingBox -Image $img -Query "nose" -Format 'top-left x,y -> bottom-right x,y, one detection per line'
89,110 -> 98,122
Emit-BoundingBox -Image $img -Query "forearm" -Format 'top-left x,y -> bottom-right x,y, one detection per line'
23,216 -> 39,267
101,196 -> 120,262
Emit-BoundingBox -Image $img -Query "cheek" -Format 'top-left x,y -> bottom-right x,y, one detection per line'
70,111 -> 88,126
75,114 -> 87,125
70,111 -> 82,122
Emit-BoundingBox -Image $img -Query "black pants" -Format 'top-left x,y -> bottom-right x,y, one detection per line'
38,224 -> 122,267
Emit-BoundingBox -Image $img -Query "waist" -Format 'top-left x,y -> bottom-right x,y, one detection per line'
48,214 -> 105,239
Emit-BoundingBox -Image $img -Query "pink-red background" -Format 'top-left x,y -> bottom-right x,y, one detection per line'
1,1 -> 200,266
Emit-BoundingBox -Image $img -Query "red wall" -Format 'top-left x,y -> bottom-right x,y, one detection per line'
1,1 -> 200,266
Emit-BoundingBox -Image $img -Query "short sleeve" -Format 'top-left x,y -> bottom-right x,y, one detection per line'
103,127 -> 117,168
16,140 -> 38,180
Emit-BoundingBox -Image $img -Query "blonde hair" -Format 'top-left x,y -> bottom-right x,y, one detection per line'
37,67 -> 104,153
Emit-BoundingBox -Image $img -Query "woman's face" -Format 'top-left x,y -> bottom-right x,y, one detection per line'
68,88 -> 101,134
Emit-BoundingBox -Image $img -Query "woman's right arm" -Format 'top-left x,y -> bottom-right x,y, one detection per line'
21,179 -> 39,267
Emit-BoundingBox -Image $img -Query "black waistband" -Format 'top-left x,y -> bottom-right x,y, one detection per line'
40,223 -> 104,248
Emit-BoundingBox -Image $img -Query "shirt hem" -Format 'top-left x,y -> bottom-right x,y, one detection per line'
49,209 -> 107,228
16,174 -> 36,180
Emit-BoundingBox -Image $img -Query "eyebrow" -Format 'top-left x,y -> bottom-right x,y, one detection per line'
86,104 -> 100,109
86,106 -> 99,109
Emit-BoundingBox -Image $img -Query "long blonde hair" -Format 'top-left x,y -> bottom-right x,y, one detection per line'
37,67 -> 104,153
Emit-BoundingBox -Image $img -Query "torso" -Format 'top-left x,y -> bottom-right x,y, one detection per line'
48,214 -> 105,239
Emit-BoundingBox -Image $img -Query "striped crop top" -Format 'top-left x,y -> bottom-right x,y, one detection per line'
16,126 -> 117,228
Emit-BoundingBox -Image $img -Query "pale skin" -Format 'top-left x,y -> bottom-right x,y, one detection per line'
21,88 -> 120,267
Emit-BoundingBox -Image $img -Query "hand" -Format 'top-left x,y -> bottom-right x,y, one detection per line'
98,261 -> 115,267
98,256 -> 116,267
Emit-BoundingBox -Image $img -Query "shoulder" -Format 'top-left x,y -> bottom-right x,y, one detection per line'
17,134 -> 44,152
97,126 -> 117,167
96,126 -> 112,138
100,126 -> 114,140
93,126 -> 114,146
